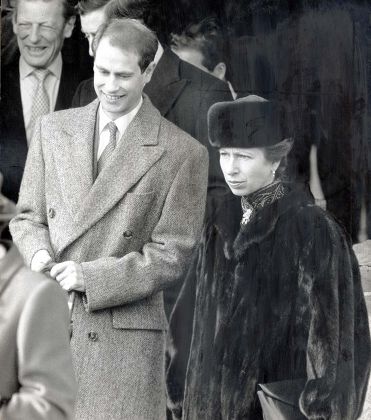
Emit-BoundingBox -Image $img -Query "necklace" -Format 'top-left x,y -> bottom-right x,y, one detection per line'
240,181 -> 286,225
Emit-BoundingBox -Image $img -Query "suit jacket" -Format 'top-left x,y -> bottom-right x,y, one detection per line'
10,95 -> 208,419
0,52 -> 84,204
72,48 -> 232,190
0,243 -> 76,420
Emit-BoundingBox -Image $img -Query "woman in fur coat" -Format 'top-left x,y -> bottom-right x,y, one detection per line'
166,97 -> 371,419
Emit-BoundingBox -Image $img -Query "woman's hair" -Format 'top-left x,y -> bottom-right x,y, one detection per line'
263,138 -> 294,180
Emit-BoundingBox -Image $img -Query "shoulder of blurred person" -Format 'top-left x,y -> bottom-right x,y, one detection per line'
0,243 -> 76,420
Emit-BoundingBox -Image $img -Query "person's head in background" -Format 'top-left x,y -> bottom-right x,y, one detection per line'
104,0 -> 167,45
12,0 -> 76,68
171,18 -> 236,98
77,0 -> 109,56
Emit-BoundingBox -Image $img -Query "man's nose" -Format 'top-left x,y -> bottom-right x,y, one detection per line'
105,75 -> 119,92
29,24 -> 41,43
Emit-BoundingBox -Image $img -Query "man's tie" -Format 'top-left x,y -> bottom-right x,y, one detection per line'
30,69 -> 50,139
97,121 -> 118,175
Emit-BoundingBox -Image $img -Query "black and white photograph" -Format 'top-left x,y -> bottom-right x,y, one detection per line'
1,0 -> 371,419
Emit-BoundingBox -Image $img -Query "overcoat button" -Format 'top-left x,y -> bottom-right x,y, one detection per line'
123,230 -> 133,238
88,331 -> 98,342
48,208 -> 56,218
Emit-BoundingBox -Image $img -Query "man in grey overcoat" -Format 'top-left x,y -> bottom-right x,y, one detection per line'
10,18 -> 208,419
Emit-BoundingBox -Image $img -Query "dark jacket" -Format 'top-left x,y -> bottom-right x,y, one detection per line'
167,185 -> 371,419
0,52 -> 84,204
72,48 -> 233,191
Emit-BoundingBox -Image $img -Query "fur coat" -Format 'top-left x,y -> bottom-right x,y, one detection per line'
166,184 -> 371,419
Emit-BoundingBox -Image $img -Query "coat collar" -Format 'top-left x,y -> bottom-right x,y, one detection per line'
144,49 -> 189,116
233,184 -> 313,258
52,95 -> 164,252
208,191 -> 242,259
0,243 -> 23,295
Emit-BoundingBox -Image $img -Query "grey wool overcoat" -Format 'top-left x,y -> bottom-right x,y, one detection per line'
10,95 -> 209,420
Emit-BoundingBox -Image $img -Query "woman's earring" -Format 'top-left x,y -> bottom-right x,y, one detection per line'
271,169 -> 276,178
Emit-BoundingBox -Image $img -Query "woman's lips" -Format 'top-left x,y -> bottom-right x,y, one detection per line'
227,180 -> 245,187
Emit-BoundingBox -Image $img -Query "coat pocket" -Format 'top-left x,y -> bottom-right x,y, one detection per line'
111,293 -> 168,331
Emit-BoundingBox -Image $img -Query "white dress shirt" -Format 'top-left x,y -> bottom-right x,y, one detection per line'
19,54 -> 62,144
97,97 -> 143,160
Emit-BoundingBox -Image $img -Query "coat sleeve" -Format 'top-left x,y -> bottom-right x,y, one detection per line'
80,146 -> 209,311
297,208 -> 371,419
0,280 -> 76,420
165,248 -> 200,420
9,118 -> 54,266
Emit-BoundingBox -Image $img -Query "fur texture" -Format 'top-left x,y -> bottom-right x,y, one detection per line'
167,185 -> 371,419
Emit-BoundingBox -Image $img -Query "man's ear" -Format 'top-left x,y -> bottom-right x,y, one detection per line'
12,11 -> 18,35
143,61 -> 156,83
63,15 -> 76,39
212,62 -> 227,81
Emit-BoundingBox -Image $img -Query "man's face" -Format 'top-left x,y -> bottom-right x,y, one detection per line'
12,0 -> 75,69
80,7 -> 106,57
94,37 -> 155,120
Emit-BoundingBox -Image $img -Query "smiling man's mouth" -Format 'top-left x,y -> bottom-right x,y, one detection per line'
102,92 -> 125,101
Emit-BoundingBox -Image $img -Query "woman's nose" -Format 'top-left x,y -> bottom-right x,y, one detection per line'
225,157 -> 238,175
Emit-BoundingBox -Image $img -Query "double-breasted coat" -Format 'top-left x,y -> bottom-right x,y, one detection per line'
10,95 -> 209,419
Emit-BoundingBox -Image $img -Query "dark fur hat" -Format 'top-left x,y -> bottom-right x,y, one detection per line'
208,95 -> 293,148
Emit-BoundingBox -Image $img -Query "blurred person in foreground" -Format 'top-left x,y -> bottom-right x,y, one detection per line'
0,172 -> 76,420
10,18 -> 208,419
166,96 -> 371,419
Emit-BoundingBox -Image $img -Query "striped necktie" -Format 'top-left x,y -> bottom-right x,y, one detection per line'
97,121 -> 118,175
30,69 -> 50,139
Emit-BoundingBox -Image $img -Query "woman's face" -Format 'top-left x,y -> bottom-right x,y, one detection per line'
219,147 -> 279,196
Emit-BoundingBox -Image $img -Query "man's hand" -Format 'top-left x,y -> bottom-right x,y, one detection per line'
50,261 -> 85,292
31,249 -> 53,272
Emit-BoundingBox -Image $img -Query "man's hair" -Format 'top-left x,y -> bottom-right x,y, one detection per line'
171,18 -> 228,74
77,0 -> 110,15
13,0 -> 77,20
93,18 -> 158,72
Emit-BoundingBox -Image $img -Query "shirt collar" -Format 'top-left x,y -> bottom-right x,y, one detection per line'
154,43 -> 164,66
19,53 -> 63,80
98,96 -> 143,138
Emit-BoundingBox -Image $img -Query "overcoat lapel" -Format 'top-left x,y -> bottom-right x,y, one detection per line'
52,100 -> 97,221
2,57 -> 27,143
144,49 -> 188,116
56,96 -> 164,252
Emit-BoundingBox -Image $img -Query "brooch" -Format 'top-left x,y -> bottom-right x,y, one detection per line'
241,208 -> 253,225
